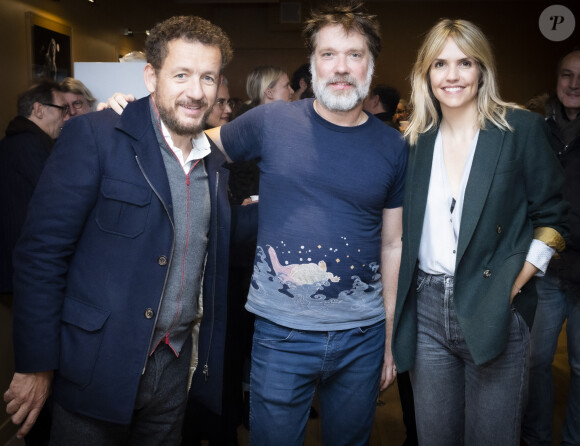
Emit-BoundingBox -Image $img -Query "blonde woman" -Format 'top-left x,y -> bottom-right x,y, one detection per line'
391,19 -> 568,445
246,65 -> 294,106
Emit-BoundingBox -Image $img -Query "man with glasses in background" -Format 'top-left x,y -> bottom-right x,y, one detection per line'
0,79 -> 69,297
0,80 -> 69,446
60,77 -> 97,117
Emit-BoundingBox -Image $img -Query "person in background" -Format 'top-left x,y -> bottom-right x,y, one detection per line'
227,97 -> 243,119
206,1 -> 407,444
205,77 -> 233,128
0,80 -> 70,446
60,77 -> 97,117
242,65 -> 293,111
229,65 -> 292,206
522,47 -> 580,446
3,15 -> 232,445
363,84 -> 400,128
290,62 -> 314,101
393,98 -> 410,132
392,18 -> 567,446
0,79 -> 69,297
524,92 -> 549,117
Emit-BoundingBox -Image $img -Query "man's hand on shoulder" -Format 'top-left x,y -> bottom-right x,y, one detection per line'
96,93 -> 136,114
4,371 -> 53,439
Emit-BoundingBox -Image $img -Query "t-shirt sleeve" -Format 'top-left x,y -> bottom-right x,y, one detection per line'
221,105 -> 265,162
384,139 -> 409,209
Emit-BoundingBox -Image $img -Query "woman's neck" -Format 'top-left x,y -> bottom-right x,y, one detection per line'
440,103 -> 479,140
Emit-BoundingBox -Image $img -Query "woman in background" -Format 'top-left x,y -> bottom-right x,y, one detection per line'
246,65 -> 294,107
234,65 -> 294,118
391,19 -> 567,446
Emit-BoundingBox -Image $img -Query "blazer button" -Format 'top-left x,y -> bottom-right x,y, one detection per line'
496,225 -> 502,234
144,308 -> 155,319
158,255 -> 168,266
483,269 -> 491,278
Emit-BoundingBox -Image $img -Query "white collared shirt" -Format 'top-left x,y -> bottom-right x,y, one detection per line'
160,120 -> 211,173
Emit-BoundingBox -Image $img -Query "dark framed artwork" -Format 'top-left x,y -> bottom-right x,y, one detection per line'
26,12 -> 72,82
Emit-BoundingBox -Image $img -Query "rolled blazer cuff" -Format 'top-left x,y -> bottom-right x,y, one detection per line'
526,239 -> 555,275
534,226 -> 566,253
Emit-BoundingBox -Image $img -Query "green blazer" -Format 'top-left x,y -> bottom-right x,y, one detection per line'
392,108 -> 568,371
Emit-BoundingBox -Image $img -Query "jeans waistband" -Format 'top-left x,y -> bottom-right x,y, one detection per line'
417,269 -> 454,286
255,316 -> 385,333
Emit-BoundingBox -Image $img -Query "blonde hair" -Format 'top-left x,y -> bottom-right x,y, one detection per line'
246,65 -> 287,106
405,19 -> 516,145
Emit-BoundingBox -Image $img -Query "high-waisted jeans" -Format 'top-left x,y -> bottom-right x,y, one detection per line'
410,270 -> 529,446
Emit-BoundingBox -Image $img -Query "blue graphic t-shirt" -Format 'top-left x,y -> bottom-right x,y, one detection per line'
221,99 -> 408,330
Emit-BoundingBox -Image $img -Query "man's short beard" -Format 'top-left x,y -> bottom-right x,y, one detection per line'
311,57 -> 374,112
156,99 -> 211,137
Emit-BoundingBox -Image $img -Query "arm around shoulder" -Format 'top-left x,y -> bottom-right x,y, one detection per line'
205,126 -> 232,163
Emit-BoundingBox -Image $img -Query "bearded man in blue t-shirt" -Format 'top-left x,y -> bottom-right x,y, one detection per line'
207,2 -> 408,444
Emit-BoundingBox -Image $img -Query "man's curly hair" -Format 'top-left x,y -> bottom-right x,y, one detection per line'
146,16 -> 233,71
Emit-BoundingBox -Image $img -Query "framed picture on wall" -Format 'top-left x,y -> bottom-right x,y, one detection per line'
26,12 -> 72,82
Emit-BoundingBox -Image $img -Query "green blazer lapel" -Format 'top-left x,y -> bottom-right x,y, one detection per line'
405,129 -> 438,267
456,125 -> 505,266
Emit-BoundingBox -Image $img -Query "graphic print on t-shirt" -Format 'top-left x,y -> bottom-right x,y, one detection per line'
268,245 -> 341,286
252,239 -> 381,303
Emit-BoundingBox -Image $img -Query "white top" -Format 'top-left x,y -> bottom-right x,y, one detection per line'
418,129 -> 554,276
160,121 -> 211,173
418,130 -> 479,275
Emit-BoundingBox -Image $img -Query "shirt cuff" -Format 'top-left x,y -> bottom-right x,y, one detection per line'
526,239 -> 556,276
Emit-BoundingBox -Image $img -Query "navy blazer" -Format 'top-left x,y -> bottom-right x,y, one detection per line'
12,97 -> 230,423
392,108 -> 568,372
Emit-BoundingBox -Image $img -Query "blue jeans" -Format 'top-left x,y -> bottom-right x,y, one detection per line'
249,317 -> 385,446
522,271 -> 580,446
410,271 -> 529,446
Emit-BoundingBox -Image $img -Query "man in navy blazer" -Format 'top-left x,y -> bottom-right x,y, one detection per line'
3,16 -> 232,445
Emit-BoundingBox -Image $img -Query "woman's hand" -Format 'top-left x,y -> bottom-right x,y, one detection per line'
510,261 -> 540,304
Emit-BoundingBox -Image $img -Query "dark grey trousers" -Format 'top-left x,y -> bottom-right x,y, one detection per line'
49,337 -> 192,446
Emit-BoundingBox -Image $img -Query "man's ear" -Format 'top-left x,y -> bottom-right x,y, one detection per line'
31,102 -> 44,120
144,63 -> 157,94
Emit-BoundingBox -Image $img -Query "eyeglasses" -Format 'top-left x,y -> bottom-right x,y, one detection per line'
215,98 -> 235,108
43,103 -> 69,117
70,99 -> 86,110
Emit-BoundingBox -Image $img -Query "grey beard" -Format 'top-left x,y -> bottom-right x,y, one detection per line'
311,58 -> 374,112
